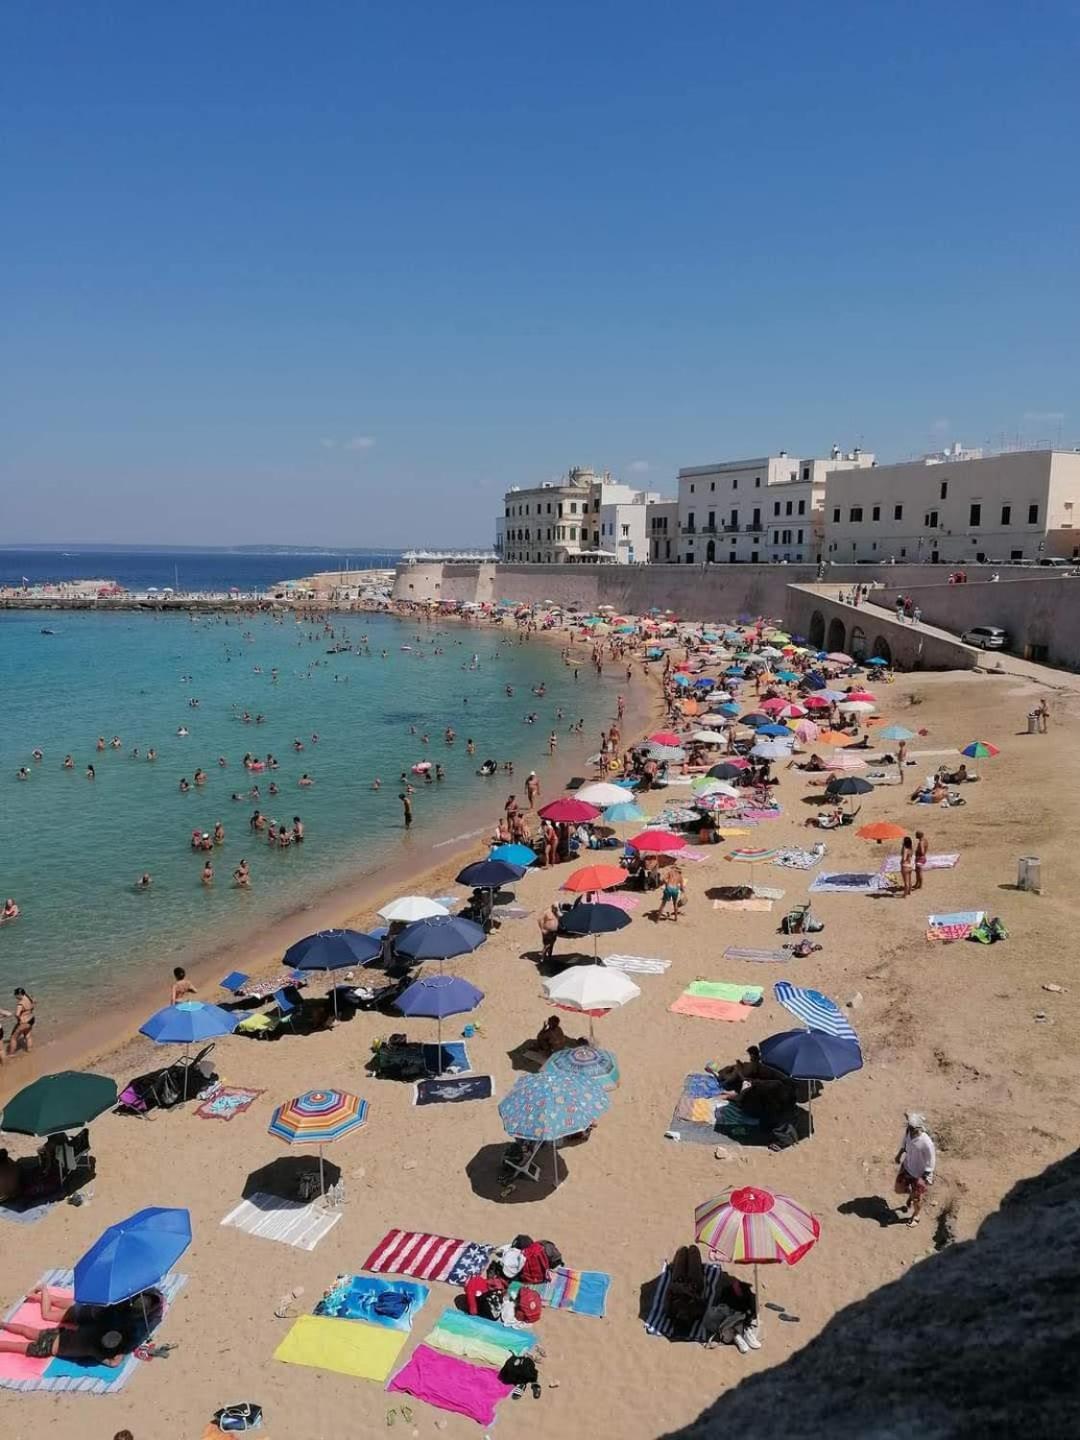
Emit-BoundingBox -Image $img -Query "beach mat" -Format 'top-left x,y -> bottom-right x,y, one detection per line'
644,1260 -> 725,1340
882,853 -> 960,873
414,1075 -> 492,1106
602,892 -> 641,912
711,897 -> 773,912
773,848 -> 826,870
221,1192 -> 342,1251
667,1074 -> 761,1145
314,1274 -> 429,1332
723,947 -> 790,963
927,910 -> 985,942
686,981 -> 763,1003
362,1229 -> 491,1284
492,904 -> 531,921
0,1196 -> 59,1226
810,872 -> 888,894
669,995 -> 753,1022
602,954 -> 671,975
274,1314 -> 406,1382
387,1344 -> 512,1426
0,1268 -> 186,1394
421,1042 -> 471,1075
195,1084 -> 265,1121
425,1307 -> 536,1366
540,1267 -> 611,1318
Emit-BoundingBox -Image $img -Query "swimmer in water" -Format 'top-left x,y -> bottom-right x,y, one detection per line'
136,873 -> 153,891
96,736 -> 106,752
193,769 -> 207,786
268,781 -> 279,796
1,899 -> 20,923
298,773 -> 313,787
218,756 -> 227,767
177,727 -> 189,737
86,764 -> 96,780
31,749 -> 43,763
110,736 -> 122,749
147,748 -> 157,762
16,768 -> 30,781
201,860 -> 214,886
213,821 -> 225,844
371,778 -> 381,790
232,859 -> 250,887
63,755 -> 74,770
179,777 -> 190,793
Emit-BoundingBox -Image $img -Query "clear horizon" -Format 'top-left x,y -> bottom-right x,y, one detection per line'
4,2 -> 1077,547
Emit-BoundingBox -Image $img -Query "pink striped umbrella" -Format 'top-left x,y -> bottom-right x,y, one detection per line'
790,719 -> 820,743
694,1185 -> 820,1327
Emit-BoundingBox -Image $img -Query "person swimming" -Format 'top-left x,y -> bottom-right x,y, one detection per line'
135,874 -> 152,891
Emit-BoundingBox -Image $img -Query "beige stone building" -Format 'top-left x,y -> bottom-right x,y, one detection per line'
500,467 -> 666,564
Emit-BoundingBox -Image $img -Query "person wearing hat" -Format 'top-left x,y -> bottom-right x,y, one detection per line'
894,1112 -> 936,1225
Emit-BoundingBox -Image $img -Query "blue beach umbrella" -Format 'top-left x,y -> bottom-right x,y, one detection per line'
716,702 -> 740,717
673,674 -> 691,686
877,724 -> 916,742
139,1001 -> 239,1098
490,843 -> 538,867
756,723 -> 792,738
74,1206 -> 192,1305
498,1071 -> 610,1186
397,974 -> 484,1069
760,1029 -> 863,1080
775,670 -> 800,682
393,915 -> 487,965
543,1044 -> 620,1091
693,677 -> 716,689
866,656 -> 889,666
558,901 -> 632,959
740,712 -> 771,728
284,929 -> 383,1017
456,859 -> 527,889
603,801 -> 646,824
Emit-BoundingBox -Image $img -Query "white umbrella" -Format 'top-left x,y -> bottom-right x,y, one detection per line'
577,783 -> 636,808
751,740 -> 794,760
690,730 -> 725,745
542,969 -> 641,1041
837,700 -> 875,715
377,895 -> 450,924
696,714 -> 728,728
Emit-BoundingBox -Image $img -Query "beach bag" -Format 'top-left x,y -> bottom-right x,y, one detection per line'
214,1402 -> 264,1431
515,1287 -> 542,1323
499,1354 -> 538,1386
373,1290 -> 412,1320
539,1239 -> 564,1270
520,1242 -> 551,1285
989,916 -> 1009,942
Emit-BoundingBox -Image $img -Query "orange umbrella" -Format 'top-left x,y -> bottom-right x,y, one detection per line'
856,822 -> 907,843
816,730 -> 857,747
561,865 -> 627,894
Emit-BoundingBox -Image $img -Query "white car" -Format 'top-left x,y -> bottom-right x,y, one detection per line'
961,625 -> 1007,649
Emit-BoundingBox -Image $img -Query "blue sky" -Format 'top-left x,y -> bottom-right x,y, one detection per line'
3,1 -> 1078,546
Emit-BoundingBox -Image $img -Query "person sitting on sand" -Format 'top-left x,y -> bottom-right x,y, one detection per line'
534,1015 -> 576,1057
664,1245 -> 708,1336
0,1148 -> 22,1202
790,753 -> 827,772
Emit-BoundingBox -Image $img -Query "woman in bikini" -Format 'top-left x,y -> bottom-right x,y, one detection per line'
899,836 -> 915,898
4,988 -> 35,1056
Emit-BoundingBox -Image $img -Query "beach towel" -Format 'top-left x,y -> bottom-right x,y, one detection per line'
602,954 -> 671,975
667,1075 -> 761,1144
274,1314 -> 406,1382
810,872 -> 888,894
314,1275 -> 429,1332
773,981 -> 858,1040
195,1084 -> 265,1121
0,1269 -> 186,1394
414,1075 -> 493,1106
723,947 -> 790,963
644,1261 -> 725,1341
540,1267 -> 611,1318
421,1042 -> 471,1075
926,910 -> 985,942
685,981 -> 764,1003
752,885 -> 786,900
669,994 -> 753,1022
711,897 -> 773,912
602,893 -> 641,913
220,1192 -> 342,1251
679,847 -> 713,863
362,1230 -> 491,1284
773,847 -> 826,870
238,971 -> 304,1001
387,1344 -> 512,1426
424,1307 -> 536,1366
0,1196 -> 59,1226
881,853 -> 960,874
739,807 -> 782,821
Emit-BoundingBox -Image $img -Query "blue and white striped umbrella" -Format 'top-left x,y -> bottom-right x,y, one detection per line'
773,981 -> 858,1042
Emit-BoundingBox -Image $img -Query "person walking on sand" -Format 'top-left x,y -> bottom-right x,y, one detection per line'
548,730 -> 558,756
899,836 -> 914,897
1,989 -> 36,1057
893,1111 -> 936,1226
538,904 -> 560,961
896,737 -> 908,779
525,772 -> 540,808
914,830 -> 928,890
171,967 -> 195,1005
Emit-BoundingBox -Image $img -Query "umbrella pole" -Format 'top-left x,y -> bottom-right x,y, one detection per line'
183,1047 -> 192,1101
332,970 -> 339,1019
808,1087 -> 814,1139
755,1262 -> 762,1336
437,1013 -> 444,1076
552,1140 -> 559,1188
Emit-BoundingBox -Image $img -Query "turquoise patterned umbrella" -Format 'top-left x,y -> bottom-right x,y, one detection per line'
498,1071 -> 609,1187
543,1045 -> 620,1091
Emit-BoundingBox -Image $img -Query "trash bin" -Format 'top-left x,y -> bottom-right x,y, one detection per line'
1017,856 -> 1042,892
1027,712 -> 1038,734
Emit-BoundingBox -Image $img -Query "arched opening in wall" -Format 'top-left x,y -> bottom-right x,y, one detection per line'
849,624 -> 867,659
808,610 -> 825,649
872,635 -> 892,665
826,616 -> 847,653
706,540 -> 716,563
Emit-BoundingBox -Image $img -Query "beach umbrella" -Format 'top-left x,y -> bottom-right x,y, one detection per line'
877,725 -> 916,742
74,1206 -> 192,1305
815,729 -> 856,747
268,1089 -> 369,1194
499,1071 -> 610,1185
740,712 -> 771,728
866,656 -> 889,667
558,901 -> 632,961
825,775 -> 873,799
139,1002 -> 239,1099
377,896 -> 449,924
726,845 -> 780,887
544,1044 -> 620,1090
844,690 -> 877,703
819,689 -> 848,703
715,702 -> 740,717
838,700 -> 875,716
603,800 -> 646,824
959,739 -> 999,777
627,829 -> 686,853
284,929 -> 383,1016
694,1186 -> 820,1323
803,696 -> 831,711
824,752 -> 866,771
759,698 -> 789,715
708,761 -> 747,779
760,1028 -> 862,1078
456,858 -> 527,889
542,968 -> 640,1042
539,797 -> 601,823
755,723 -> 792,738
561,864 -> 627,895
693,677 -> 716,690
393,915 -> 486,966
750,740 -> 793,761
856,821 -> 907,844
790,719 -> 820,743
673,674 -> 691,687
696,714 -> 728,728
693,779 -> 740,799
690,730 -> 725,745
771,983 -> 859,1042
396,975 -> 484,1071
646,743 -> 687,763
826,652 -> 853,664
775,670 -> 800,683
490,843 -> 538,867
1,1071 -> 117,1137
649,731 -> 683,747
577,782 -> 636,808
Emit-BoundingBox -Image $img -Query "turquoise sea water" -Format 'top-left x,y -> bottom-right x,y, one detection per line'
0,611 -> 609,1026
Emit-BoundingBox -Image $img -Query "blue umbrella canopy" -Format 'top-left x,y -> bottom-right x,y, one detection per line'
74,1206 -> 192,1304
543,1044 -> 620,1091
759,1029 -> 863,1081
708,762 -> 745,780
489,843 -> 538,867
740,712 -> 771,727
877,724 -> 916,741
456,859 -> 526,889
558,902 -> 632,938
394,915 -> 487,963
397,973 -> 484,1019
139,1002 -> 238,1045
775,669 -> 800,682
498,1070 -> 610,1142
866,656 -> 889,666
284,929 -> 382,972
603,801 -> 646,824
756,723 -> 792,737
715,702 -> 740,717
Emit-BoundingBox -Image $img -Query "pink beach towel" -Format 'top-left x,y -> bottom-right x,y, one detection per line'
387,1344 -> 512,1425
603,893 -> 641,913
668,995 -> 752,1022
0,1296 -> 56,1383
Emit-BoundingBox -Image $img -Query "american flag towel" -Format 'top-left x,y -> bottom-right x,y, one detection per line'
362,1230 -> 491,1285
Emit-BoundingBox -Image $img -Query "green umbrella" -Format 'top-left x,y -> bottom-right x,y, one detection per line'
0,1071 -> 118,1136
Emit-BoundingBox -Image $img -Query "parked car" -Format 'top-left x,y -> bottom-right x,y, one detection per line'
961,625 -> 1008,649
1038,557 -> 1073,568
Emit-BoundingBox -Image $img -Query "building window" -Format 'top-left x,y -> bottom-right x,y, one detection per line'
871,541 -> 877,551
755,477 -> 761,488
925,510 -> 938,528
730,510 -> 739,530
940,480 -> 948,499
774,501 -> 781,516
785,500 -> 793,516
1001,504 -> 1011,525
621,524 -> 629,538
569,527 -> 577,539
894,503 -> 903,520
733,478 -> 738,490
1028,503 -> 1039,524
969,502 -> 981,526
872,505 -> 880,521
773,530 -> 780,544
690,483 -> 695,493
569,502 -> 577,514
802,466 -> 810,480
1011,548 -> 1023,560
900,547 -> 906,557
710,481 -> 715,491
849,506 -> 863,522
687,512 -> 695,531
797,529 -> 803,543
798,499 -> 806,515
708,511 -> 715,530
832,507 -> 841,523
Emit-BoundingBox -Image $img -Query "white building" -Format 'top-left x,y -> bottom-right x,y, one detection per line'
647,499 -> 679,562
823,448 -> 1080,564
500,467 -> 666,563
677,448 -> 874,564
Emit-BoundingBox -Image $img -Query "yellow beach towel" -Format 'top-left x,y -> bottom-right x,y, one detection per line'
273,1315 -> 406,1382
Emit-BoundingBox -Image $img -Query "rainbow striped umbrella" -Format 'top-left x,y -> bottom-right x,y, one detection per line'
727,846 -> 780,886
268,1089 -> 368,1196
694,1185 -> 820,1326
959,739 -> 1000,776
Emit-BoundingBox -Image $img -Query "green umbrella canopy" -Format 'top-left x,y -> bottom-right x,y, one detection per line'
1,1070 -> 118,1136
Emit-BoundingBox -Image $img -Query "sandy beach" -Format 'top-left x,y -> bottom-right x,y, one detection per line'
1,635 -> 1078,1440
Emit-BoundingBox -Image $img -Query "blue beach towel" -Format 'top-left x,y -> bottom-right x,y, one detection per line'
314,1274 -> 430,1332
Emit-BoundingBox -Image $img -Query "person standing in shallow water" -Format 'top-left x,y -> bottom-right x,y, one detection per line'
400,793 -> 413,828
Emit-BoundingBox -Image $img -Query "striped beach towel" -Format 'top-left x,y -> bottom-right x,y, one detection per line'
723,947 -> 789,963
540,1267 -> 611,1317
220,1193 -> 342,1251
644,1260 -> 724,1340
881,852 -> 959,874
602,954 -> 671,975
773,981 -> 858,1041
362,1230 -> 491,1284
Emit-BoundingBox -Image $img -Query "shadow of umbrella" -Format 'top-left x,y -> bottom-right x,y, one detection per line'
465,1142 -> 566,1203
242,1155 -> 341,1201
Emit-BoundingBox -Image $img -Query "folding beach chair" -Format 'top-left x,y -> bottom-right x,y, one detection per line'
56,1128 -> 95,1188
499,1139 -> 545,1184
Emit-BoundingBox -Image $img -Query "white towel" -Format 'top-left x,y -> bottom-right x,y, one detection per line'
602,955 -> 671,975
